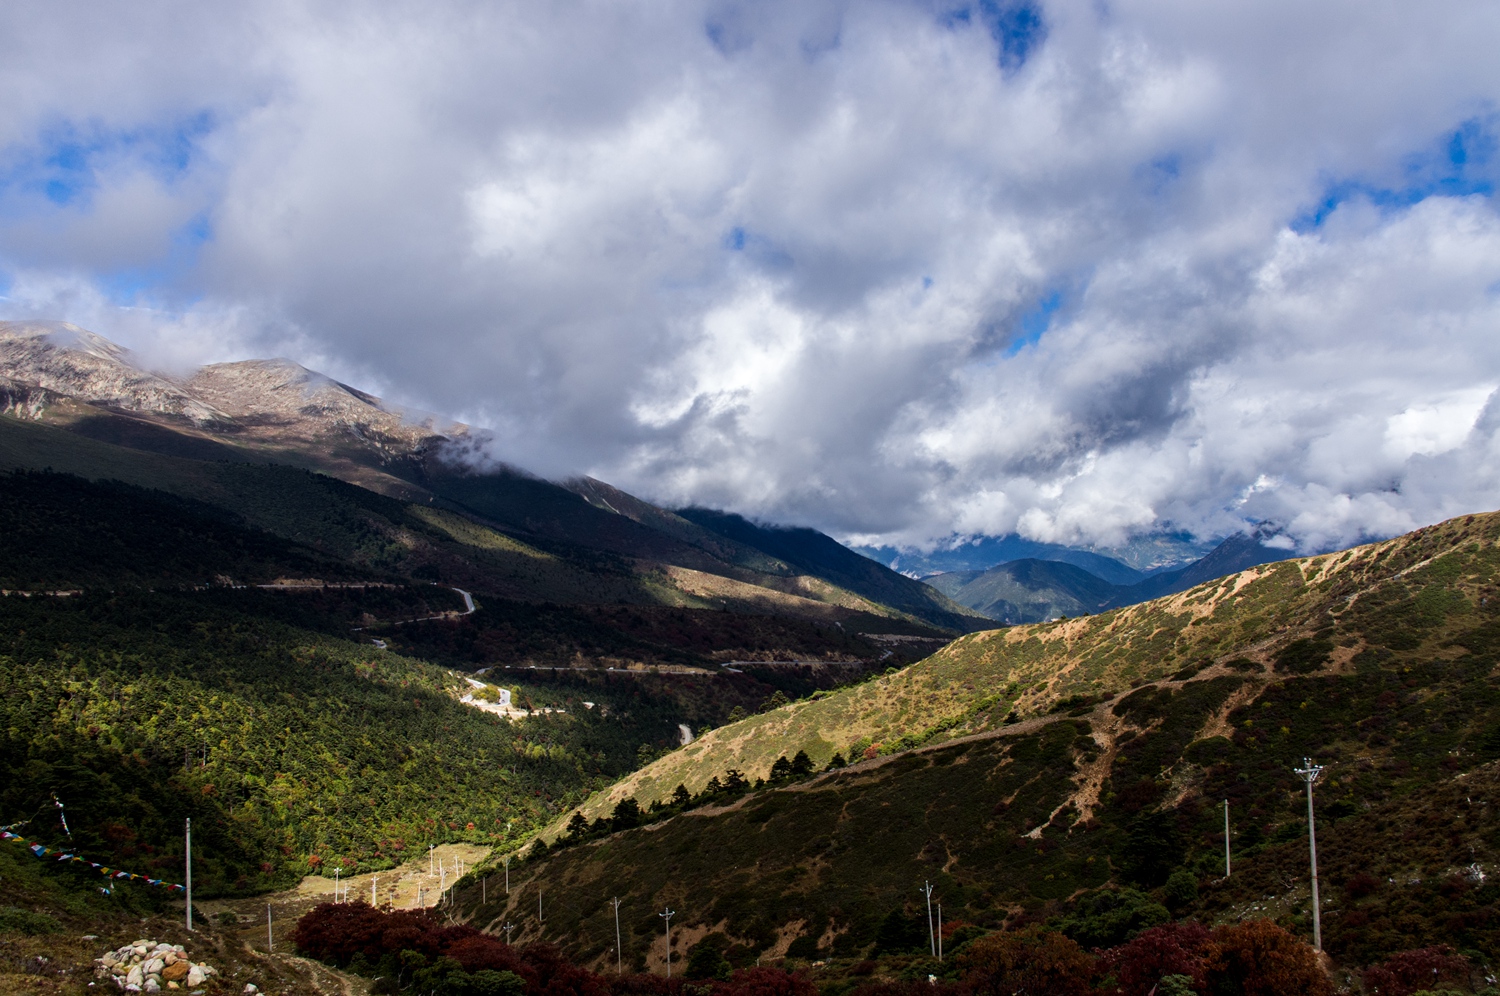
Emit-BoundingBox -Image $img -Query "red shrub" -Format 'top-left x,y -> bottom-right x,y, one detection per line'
1203,920 -> 1332,996
445,934 -> 528,975
609,974 -> 684,996
1362,946 -> 1471,996
520,943 -> 612,996
845,982 -> 966,996
959,926 -> 1095,996
1101,922 -> 1211,996
290,902 -> 443,964
712,968 -> 817,996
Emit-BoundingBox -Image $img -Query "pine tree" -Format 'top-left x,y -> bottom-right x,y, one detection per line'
790,750 -> 814,776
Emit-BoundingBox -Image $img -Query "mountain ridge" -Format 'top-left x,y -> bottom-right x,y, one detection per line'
0,320 -> 985,633
926,532 -> 1297,623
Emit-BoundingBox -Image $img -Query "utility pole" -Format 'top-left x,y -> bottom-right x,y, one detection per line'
659,907 -> 675,978
937,904 -> 943,962
185,818 -> 193,932
503,921 -> 514,946
335,867 -> 341,903
1223,799 -> 1232,877
267,904 -> 273,953
482,875 -> 486,905
612,898 -> 623,975
505,855 -> 511,894
921,881 -> 935,957
372,874 -> 378,907
1294,758 -> 1325,952
430,844 -> 435,876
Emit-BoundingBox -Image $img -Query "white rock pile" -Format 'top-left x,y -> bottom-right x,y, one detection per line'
97,940 -> 218,992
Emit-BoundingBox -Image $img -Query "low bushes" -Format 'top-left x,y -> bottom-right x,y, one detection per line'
293,903 -> 816,996
303,903 -> 1480,996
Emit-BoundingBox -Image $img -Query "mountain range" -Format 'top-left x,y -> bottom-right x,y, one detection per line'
0,319 -> 1309,635
925,532 -> 1297,624
8,317 -> 1496,992
0,319 -> 982,634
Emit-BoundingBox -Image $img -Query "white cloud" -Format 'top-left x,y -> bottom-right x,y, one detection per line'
1,0 -> 1499,552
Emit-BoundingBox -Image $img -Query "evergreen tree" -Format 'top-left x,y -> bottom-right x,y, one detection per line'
790,750 -> 814,776
761,690 -> 791,712
610,797 -> 642,832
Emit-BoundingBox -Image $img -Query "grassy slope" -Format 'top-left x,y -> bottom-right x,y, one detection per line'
577,512 -> 1499,815
486,509 -> 1500,970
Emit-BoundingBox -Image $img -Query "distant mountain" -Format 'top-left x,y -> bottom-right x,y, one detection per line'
675,507 -> 986,633
856,532 -> 1210,582
930,532 -> 1297,623
925,558 -> 1123,624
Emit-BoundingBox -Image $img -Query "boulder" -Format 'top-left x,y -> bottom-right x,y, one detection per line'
144,958 -> 165,975
162,961 -> 190,982
126,965 -> 144,986
186,967 -> 205,987
144,980 -> 161,993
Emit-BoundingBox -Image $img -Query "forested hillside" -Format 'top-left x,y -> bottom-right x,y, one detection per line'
0,468 -> 909,905
465,509 -> 1500,978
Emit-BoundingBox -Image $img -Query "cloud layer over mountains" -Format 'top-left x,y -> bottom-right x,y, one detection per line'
2,0 -> 1499,552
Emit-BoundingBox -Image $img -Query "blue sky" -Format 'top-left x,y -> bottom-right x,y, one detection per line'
2,0 -> 1500,553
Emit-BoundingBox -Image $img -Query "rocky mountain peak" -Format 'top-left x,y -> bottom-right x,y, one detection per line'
0,320 -> 228,423
0,321 -> 469,472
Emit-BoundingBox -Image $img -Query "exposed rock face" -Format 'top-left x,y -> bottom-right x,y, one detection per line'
0,322 -> 227,423
185,358 -> 462,456
0,320 -> 467,470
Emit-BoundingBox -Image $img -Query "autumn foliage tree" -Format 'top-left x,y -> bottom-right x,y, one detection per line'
1100,922 -> 1211,996
1361,945 -> 1472,996
1201,920 -> 1334,996
959,925 -> 1095,996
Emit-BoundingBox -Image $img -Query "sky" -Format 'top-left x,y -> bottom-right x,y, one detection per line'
1,0 -> 1499,554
